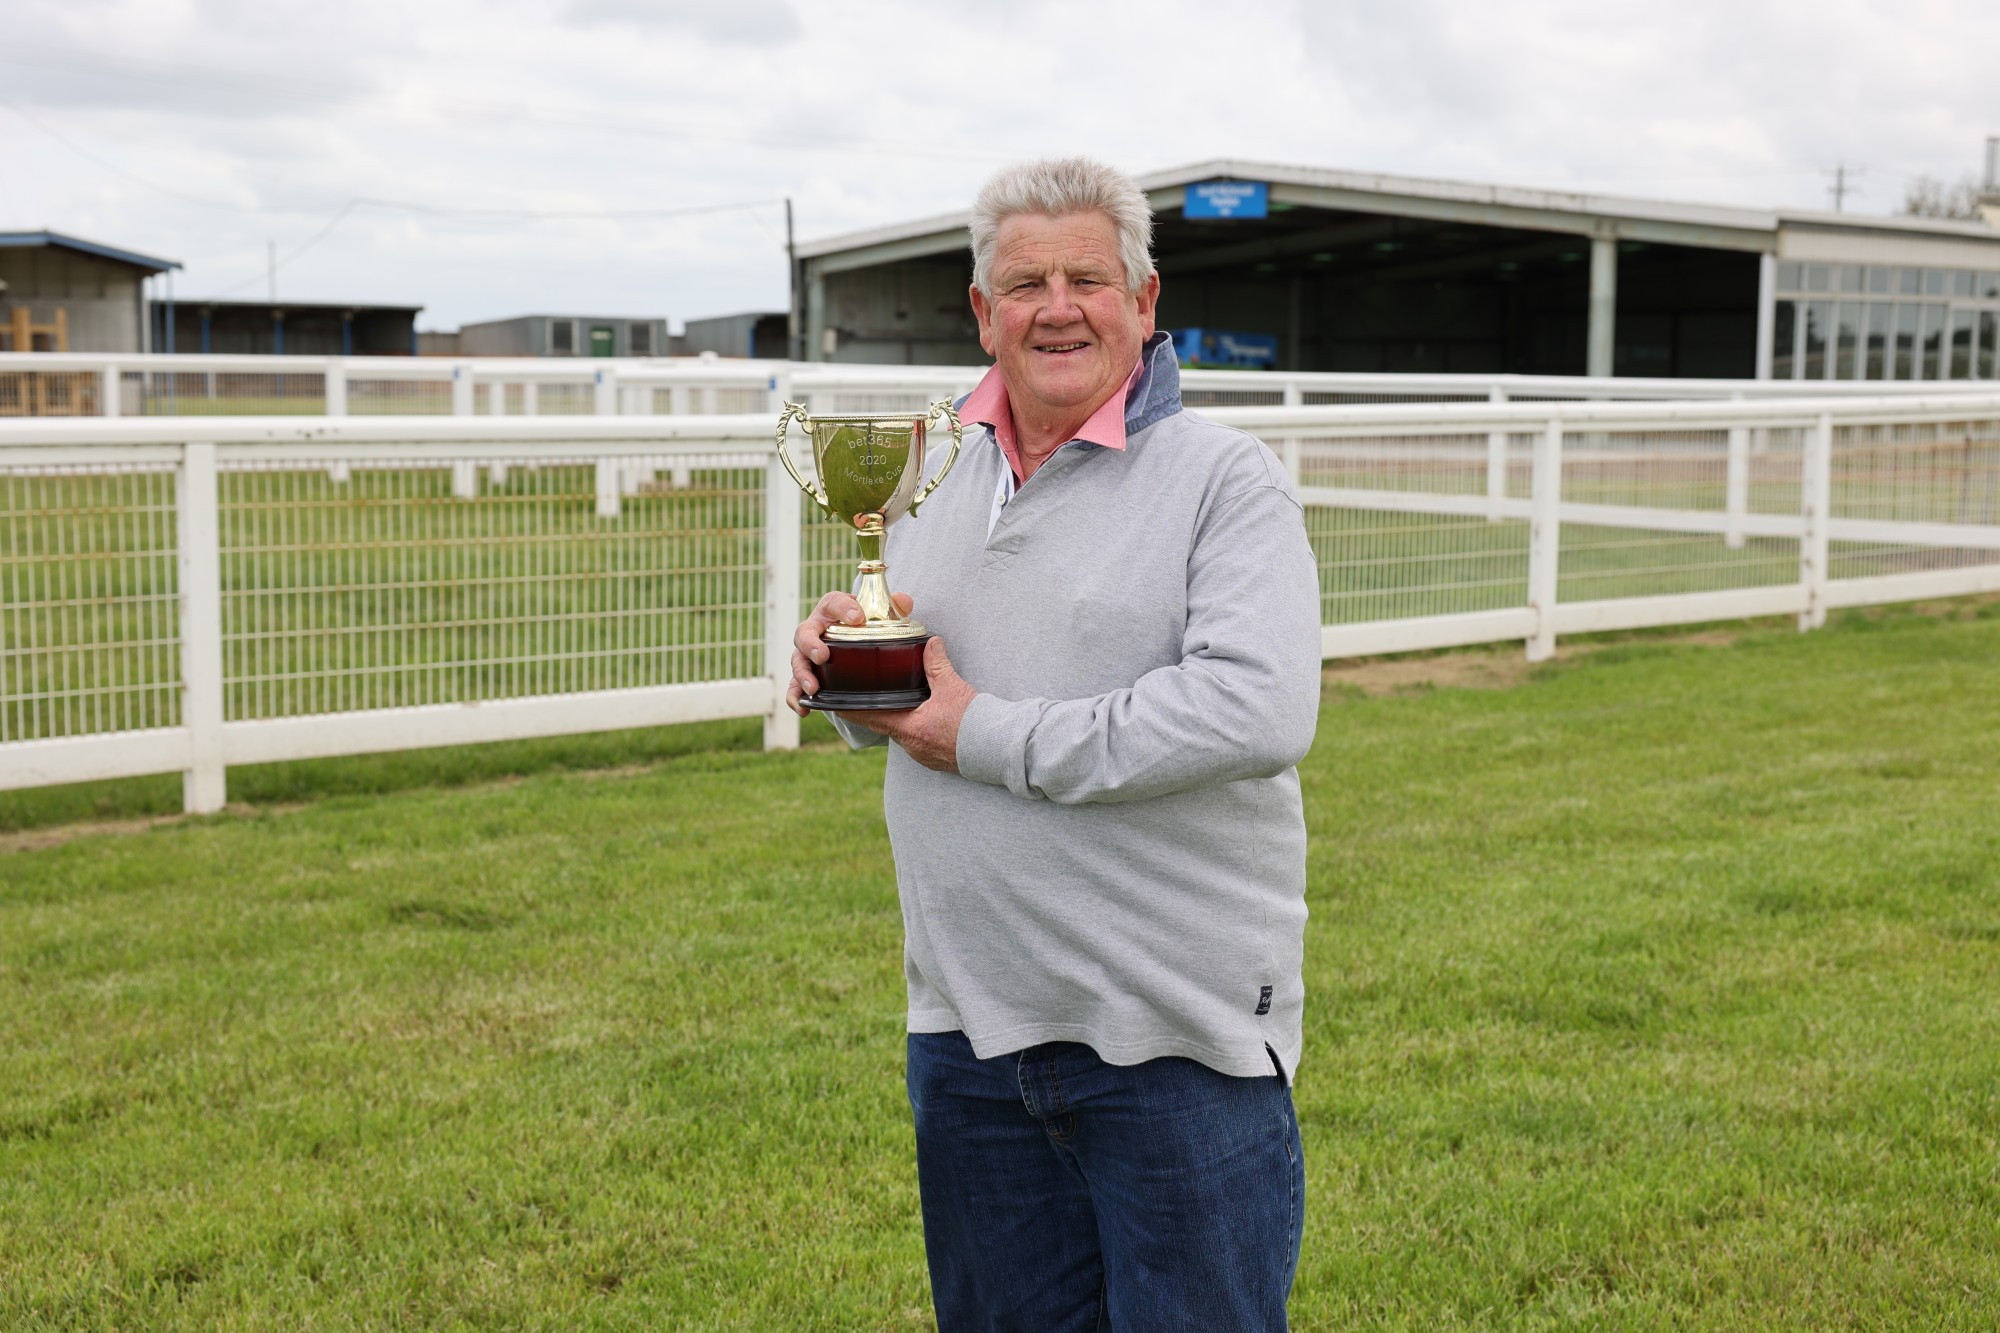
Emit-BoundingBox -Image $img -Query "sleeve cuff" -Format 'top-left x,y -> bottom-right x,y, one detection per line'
828,713 -> 887,751
955,693 -> 1038,794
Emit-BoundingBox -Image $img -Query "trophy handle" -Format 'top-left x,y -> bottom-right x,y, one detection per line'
775,401 -> 831,515
910,398 -> 964,516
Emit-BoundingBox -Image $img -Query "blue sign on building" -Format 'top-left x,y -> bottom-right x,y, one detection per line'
1170,328 -> 1279,370
1184,181 -> 1269,219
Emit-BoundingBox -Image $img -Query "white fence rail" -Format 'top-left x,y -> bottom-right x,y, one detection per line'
4,393 -> 1998,813
8,351 -> 2000,424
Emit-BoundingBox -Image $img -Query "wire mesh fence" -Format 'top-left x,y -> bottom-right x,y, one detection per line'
1,464 -> 181,743
348,377 -> 454,415
6,396 -> 2000,808
0,370 -> 107,417
1830,417 -> 2000,579
216,454 -> 768,722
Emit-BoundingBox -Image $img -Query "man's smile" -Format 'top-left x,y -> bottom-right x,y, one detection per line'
1035,341 -> 1091,354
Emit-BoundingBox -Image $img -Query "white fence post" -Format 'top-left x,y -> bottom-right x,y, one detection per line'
1526,418 -> 1563,662
594,369 -> 616,417
324,360 -> 348,417
1800,413 -> 1833,630
451,461 -> 478,500
178,442 -> 227,813
1280,381 -> 1303,482
763,450 -> 803,751
101,365 -> 120,418
524,381 -> 540,417
451,364 -> 474,417
1724,424 -> 1750,548
1486,385 -> 1508,522
595,461 -> 621,519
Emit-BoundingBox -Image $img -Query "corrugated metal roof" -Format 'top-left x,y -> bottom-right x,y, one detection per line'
794,158 -> 2000,261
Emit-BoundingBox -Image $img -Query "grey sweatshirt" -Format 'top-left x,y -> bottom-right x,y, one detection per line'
835,334 -> 1323,1079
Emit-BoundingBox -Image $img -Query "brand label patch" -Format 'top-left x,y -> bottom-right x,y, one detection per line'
1255,985 -> 1273,1016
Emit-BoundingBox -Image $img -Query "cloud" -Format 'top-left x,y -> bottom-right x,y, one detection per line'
0,0 -> 1993,329
565,0 -> 802,45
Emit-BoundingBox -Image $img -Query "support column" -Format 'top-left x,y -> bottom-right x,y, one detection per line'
1753,252 -> 1777,380
804,264 -> 828,363
1586,236 -> 1617,379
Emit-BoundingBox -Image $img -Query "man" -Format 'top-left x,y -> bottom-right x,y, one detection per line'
788,157 -> 1322,1330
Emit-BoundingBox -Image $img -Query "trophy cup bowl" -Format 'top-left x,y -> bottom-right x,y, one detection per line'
777,399 -> 962,711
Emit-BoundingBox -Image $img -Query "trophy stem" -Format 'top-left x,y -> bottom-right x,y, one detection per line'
828,512 -> 925,644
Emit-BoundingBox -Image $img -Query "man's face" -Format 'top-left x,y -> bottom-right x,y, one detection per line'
970,210 -> 1160,422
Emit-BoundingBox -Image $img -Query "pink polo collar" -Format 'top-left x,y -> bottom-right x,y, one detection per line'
959,359 -> 1144,483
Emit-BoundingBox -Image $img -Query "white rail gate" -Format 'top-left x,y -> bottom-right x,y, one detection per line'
4,393 -> 1998,813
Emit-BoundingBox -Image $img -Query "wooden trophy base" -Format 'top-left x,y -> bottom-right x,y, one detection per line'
803,634 -> 933,711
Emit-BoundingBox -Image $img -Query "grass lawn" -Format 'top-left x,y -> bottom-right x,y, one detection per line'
4,602 -> 2000,1329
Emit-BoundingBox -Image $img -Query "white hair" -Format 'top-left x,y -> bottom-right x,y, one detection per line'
969,157 -> 1156,297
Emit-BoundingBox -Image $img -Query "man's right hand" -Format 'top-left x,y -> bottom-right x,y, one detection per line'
788,590 -> 915,717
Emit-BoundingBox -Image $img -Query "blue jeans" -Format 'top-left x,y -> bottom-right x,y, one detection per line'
906,1031 -> 1304,1331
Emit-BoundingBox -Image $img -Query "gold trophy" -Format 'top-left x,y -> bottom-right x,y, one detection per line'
776,399 -> 963,709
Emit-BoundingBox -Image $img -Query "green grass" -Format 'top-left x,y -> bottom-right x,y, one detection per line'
5,603 -> 2000,1328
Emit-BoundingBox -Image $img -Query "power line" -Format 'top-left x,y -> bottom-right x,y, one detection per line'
0,40 -> 992,164
6,98 -> 789,223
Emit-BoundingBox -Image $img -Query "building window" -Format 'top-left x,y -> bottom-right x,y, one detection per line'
551,318 -> 577,355
1773,264 -> 2000,380
1772,301 -> 1797,379
1949,309 -> 1976,378
629,322 -> 652,356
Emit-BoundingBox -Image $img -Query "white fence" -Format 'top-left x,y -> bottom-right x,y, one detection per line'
3,393 -> 1998,813
9,351 -> 2000,425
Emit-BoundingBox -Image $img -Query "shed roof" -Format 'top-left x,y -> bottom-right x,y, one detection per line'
0,230 -> 182,273
170,299 -> 425,315
796,158 -> 2000,272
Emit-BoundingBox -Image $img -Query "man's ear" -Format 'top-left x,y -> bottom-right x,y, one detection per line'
1135,271 -> 1161,341
969,283 -> 997,358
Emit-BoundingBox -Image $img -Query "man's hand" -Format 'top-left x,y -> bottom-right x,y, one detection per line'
848,638 -> 975,773
787,589 -> 914,717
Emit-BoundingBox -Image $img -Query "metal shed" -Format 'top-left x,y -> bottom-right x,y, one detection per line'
0,232 -> 181,353
456,314 -> 670,358
793,160 -> 2000,381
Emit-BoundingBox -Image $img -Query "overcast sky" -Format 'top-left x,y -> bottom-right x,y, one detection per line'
3,0 -> 1995,331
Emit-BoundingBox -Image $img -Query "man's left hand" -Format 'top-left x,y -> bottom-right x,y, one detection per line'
845,638 -> 974,773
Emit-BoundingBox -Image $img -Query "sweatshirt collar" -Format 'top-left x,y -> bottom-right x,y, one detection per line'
958,331 -> 1182,481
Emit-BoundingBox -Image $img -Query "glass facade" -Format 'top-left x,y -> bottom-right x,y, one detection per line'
1770,264 -> 2000,379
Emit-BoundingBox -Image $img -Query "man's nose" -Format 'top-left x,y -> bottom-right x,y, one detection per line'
1037,277 -> 1082,323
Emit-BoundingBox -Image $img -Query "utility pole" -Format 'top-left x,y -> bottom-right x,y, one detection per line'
267,240 -> 276,302
1824,162 -> 1862,212
785,197 -> 800,363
